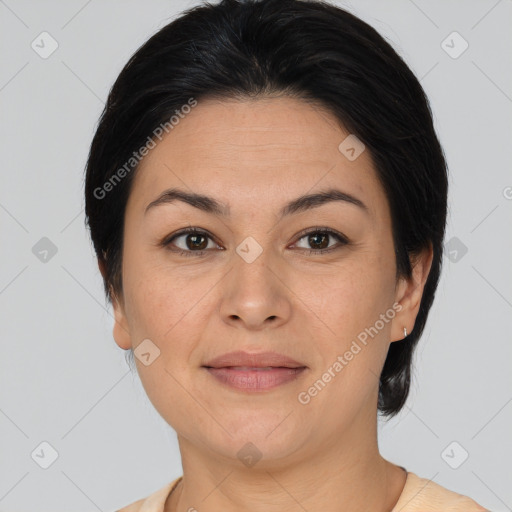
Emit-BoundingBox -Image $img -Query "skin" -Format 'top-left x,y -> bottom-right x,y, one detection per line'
105,96 -> 433,512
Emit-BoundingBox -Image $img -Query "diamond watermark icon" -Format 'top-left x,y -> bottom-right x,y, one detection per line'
237,442 -> 263,468
31,441 -> 59,469
31,31 -> 59,59
236,236 -> 263,264
32,237 -> 58,263
338,134 -> 365,161
134,338 -> 161,366
444,236 -> 468,263
441,441 -> 469,469
441,31 -> 468,59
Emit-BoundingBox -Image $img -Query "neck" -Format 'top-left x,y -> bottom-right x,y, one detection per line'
165,405 -> 407,512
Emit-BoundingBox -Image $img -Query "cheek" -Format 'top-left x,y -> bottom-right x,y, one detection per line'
301,260 -> 396,416
126,269 -> 200,342
123,267 -> 205,422
310,253 -> 396,335
302,249 -> 397,404
121,233 -> 199,338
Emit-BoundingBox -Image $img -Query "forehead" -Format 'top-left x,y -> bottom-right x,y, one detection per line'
128,96 -> 385,219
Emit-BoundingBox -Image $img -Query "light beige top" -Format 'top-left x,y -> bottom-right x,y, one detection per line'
116,472 -> 489,512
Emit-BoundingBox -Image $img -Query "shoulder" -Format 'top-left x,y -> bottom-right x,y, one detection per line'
392,472 -> 489,512
116,477 -> 182,512
116,496 -> 145,512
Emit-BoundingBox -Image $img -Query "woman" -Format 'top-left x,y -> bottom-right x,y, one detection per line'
84,0 -> 489,510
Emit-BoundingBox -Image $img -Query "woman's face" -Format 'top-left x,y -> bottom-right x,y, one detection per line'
111,96 -> 427,465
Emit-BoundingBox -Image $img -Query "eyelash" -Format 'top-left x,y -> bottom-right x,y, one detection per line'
160,226 -> 349,257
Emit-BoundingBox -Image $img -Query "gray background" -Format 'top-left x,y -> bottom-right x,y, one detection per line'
0,0 -> 511,510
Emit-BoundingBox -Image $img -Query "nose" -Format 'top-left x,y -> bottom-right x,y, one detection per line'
219,248 -> 292,331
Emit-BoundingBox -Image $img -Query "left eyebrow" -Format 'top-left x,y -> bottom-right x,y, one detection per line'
144,187 -> 369,218
278,188 -> 369,219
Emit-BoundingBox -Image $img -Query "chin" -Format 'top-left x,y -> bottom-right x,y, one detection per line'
213,416 -> 307,460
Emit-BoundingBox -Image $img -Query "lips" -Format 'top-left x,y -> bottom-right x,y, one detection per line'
202,350 -> 306,369
202,351 -> 307,391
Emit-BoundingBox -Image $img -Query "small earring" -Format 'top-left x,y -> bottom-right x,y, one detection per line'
403,327 -> 407,338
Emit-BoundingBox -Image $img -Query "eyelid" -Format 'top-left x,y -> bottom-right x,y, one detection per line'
292,226 -> 349,245
290,226 -> 349,254
160,227 -> 221,250
161,226 -> 349,255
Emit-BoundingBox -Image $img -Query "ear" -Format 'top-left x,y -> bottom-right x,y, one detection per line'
112,295 -> 132,350
97,257 -> 132,350
391,243 -> 434,342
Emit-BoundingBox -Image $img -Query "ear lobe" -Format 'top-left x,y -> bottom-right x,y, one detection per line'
112,294 -> 132,350
97,256 -> 132,350
392,243 -> 434,341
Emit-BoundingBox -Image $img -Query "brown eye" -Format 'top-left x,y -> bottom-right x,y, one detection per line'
307,232 -> 330,250
183,233 -> 209,250
162,228 -> 219,256
293,228 -> 349,254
